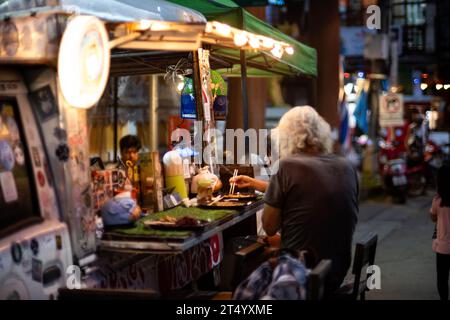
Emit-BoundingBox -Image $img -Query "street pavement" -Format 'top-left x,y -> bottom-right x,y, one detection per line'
354,193 -> 440,300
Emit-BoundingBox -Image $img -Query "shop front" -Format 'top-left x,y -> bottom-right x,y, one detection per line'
0,0 -> 316,299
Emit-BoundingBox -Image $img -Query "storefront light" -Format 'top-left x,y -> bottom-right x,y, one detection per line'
150,22 -> 169,31
177,81 -> 185,93
285,46 -> 294,55
261,37 -> 274,49
205,22 -> 213,33
138,20 -> 152,30
271,45 -> 283,59
233,32 -> 248,46
58,16 -> 110,109
249,36 -> 260,49
215,22 -> 231,37
176,75 -> 185,93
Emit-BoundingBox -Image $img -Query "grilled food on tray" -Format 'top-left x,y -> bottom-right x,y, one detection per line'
222,193 -> 256,199
208,201 -> 247,207
144,215 -> 204,228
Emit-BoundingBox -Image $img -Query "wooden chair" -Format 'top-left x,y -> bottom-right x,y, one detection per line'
307,259 -> 332,300
332,233 -> 378,300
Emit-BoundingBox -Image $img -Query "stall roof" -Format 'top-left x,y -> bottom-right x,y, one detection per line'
167,0 -> 317,77
0,0 -> 206,23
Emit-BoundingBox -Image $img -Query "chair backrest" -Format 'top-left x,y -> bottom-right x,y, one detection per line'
219,237 -> 266,291
307,259 -> 332,300
351,233 -> 378,298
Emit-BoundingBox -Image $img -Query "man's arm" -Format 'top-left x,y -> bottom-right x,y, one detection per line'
430,199 -> 438,222
262,203 -> 281,236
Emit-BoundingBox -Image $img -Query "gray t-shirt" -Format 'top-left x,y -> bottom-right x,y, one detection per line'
265,154 -> 359,290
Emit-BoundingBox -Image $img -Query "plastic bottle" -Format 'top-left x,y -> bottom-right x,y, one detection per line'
162,150 -> 188,199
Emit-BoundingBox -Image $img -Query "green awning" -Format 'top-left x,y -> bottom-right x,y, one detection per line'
167,0 -> 317,77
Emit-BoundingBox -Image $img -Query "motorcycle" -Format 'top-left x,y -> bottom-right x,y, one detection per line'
378,139 -> 408,203
405,139 -> 442,197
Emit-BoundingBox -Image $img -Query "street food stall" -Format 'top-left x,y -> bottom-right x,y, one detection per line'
0,0 -> 317,299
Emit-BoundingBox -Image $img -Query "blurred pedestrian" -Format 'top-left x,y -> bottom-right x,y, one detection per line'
430,164 -> 450,300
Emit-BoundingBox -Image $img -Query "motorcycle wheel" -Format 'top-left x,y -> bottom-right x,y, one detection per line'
408,172 -> 426,197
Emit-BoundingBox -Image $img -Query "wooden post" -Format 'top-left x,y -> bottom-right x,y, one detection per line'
113,77 -> 118,162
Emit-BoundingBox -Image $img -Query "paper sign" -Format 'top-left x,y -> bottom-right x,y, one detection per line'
0,171 -> 18,203
379,93 -> 404,127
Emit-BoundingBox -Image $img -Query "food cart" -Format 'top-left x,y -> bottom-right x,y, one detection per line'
0,0 -> 316,299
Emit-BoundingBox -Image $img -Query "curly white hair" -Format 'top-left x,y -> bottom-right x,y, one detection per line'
272,106 -> 332,158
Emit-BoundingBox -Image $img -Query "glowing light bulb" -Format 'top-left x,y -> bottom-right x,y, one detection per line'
262,37 -> 274,49
436,84 -> 443,90
420,83 -> 428,90
444,84 -> 450,90
249,36 -> 260,49
138,20 -> 152,30
177,82 -> 185,92
233,33 -> 248,46
205,22 -> 213,33
216,23 -> 231,37
285,46 -> 294,55
271,45 -> 283,58
151,22 -> 168,31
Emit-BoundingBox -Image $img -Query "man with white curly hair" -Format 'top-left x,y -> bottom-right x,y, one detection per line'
232,106 -> 359,294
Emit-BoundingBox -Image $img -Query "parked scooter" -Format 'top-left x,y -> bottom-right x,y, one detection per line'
378,139 -> 407,203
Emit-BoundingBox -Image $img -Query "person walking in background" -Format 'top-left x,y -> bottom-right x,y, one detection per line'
430,164 -> 450,300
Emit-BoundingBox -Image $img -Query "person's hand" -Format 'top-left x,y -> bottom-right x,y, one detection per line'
229,175 -> 254,189
130,205 -> 142,221
213,178 -> 223,192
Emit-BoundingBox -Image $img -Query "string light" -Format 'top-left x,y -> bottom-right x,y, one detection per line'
215,22 -> 231,37
261,37 -> 274,49
205,22 -> 213,33
249,36 -> 260,49
150,22 -> 169,31
285,46 -> 294,55
233,32 -> 248,47
138,20 -> 152,30
271,45 -> 283,58
204,21 -> 295,57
